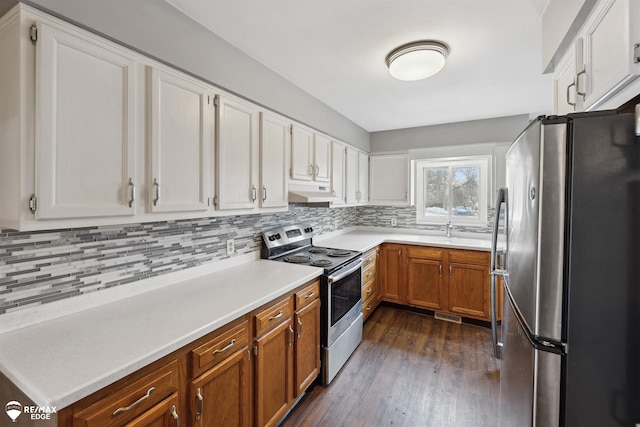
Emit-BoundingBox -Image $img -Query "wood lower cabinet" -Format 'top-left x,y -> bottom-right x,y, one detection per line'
380,243 -> 497,322
406,246 -> 445,311
124,393 -> 179,427
362,247 -> 381,321
293,298 -> 320,397
254,313 -> 294,427
380,243 -> 405,304
189,321 -> 251,427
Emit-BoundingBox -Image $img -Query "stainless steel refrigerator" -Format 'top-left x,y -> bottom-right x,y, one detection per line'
490,109 -> 640,426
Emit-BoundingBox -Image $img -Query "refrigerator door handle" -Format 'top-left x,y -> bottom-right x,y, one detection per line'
490,187 -> 508,359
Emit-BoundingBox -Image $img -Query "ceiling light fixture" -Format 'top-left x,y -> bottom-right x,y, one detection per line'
386,40 -> 449,81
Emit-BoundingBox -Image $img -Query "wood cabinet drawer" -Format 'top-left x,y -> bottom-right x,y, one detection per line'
362,248 -> 378,268
255,297 -> 293,336
191,320 -> 249,378
406,245 -> 444,260
73,360 -> 179,427
363,262 -> 376,284
295,280 -> 320,310
362,276 -> 378,301
448,249 -> 490,265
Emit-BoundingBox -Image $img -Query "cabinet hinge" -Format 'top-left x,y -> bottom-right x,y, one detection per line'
253,343 -> 258,356
634,43 -> 640,64
29,24 -> 37,44
28,194 -> 37,214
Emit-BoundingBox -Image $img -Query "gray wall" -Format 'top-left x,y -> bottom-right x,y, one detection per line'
370,114 -> 530,152
8,0 -> 370,150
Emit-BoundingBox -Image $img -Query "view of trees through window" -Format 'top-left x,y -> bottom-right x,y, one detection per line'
424,166 -> 480,219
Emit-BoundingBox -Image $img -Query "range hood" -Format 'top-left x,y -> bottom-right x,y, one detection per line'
288,190 -> 337,205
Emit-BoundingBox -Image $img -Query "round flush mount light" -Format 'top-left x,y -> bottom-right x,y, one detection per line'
385,40 -> 449,81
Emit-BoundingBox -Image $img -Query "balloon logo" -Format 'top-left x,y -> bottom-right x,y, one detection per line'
5,401 -> 22,423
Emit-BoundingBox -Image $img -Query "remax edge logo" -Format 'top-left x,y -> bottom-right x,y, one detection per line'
5,400 -> 57,423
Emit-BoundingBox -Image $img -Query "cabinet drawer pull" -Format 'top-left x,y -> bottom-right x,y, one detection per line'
263,185 -> 267,201
196,387 -> 204,421
366,271 -> 373,278
212,338 -> 236,355
366,305 -> 372,311
566,81 -> 576,107
112,387 -> 155,416
315,164 -> 320,175
439,264 -> 443,276
269,310 -> 284,321
366,288 -> 373,294
449,266 -> 453,278
304,292 -> 315,299
171,405 -> 179,427
308,164 -> 314,176
251,185 -> 257,202
297,317 -> 303,338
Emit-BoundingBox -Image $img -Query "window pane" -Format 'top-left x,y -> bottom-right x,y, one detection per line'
423,167 -> 449,217
451,166 -> 479,218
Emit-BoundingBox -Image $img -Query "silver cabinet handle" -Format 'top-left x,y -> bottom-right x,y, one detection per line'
315,164 -> 320,176
112,387 -> 155,416
171,405 -> 179,427
576,69 -> 586,97
308,164 -> 314,176
304,291 -> 315,299
439,264 -> 443,276
449,265 -> 453,278
566,81 -> 576,107
490,187 -> 508,360
269,310 -> 283,321
262,186 -> 267,202
365,305 -> 372,311
212,338 -> 236,355
128,178 -> 135,208
153,178 -> 160,206
297,317 -> 303,338
251,185 -> 257,202
196,387 -> 203,421
288,324 -> 295,346
365,287 -> 373,294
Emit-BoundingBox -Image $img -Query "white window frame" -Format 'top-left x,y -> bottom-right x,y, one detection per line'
415,155 -> 491,226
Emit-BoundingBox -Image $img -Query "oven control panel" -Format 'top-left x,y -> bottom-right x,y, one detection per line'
262,224 -> 314,248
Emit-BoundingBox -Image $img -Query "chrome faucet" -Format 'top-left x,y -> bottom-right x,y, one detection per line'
445,221 -> 454,238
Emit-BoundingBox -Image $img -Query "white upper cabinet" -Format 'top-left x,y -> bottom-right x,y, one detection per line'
581,0 -> 640,109
357,151 -> 369,204
35,22 -> 137,219
290,124 -> 314,181
148,66 -> 212,213
290,124 -> 332,183
369,153 -> 409,206
330,141 -> 346,206
216,95 -> 260,210
260,112 -> 289,208
313,133 -> 331,182
345,146 -> 368,205
549,0 -> 640,112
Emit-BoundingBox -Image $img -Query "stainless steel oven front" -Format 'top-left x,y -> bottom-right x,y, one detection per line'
321,257 -> 364,384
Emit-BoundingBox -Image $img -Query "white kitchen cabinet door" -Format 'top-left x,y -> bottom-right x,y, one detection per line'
290,124 -> 314,181
552,48 -> 578,115
35,22 -> 137,219
345,146 -> 359,204
216,95 -> 260,210
260,112 -> 289,208
313,133 -> 331,182
330,141 -> 346,206
582,0 -> 640,109
369,154 -> 409,206
357,151 -> 369,204
149,66 -> 212,213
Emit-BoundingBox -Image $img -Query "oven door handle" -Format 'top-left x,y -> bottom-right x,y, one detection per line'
327,259 -> 364,283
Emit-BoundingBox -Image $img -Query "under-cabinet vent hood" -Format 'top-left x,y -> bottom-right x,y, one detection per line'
288,190 -> 337,204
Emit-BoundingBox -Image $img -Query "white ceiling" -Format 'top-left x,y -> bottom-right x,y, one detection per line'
166,0 -> 552,132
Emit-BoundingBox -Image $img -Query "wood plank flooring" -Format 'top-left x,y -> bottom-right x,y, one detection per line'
281,305 -> 500,427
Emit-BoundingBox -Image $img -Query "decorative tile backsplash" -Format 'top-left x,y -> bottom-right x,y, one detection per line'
0,203 -> 491,315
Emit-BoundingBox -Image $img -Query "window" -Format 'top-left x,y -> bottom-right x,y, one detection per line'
415,156 -> 490,226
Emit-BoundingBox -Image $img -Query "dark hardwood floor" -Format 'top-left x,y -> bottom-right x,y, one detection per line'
281,305 -> 500,427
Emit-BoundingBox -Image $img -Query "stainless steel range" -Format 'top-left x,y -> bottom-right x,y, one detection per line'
261,224 -> 363,385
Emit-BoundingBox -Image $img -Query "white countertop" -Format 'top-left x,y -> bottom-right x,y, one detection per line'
315,228 -> 498,253
0,260 -> 322,409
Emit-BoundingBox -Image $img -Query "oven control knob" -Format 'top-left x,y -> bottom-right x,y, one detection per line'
305,227 -> 313,233
275,233 -> 281,240
268,235 -> 275,241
